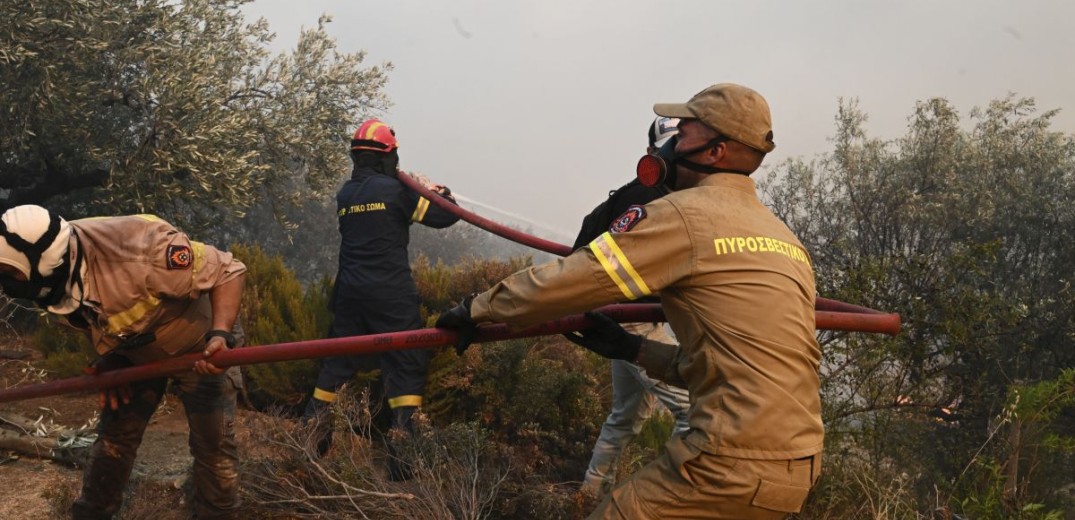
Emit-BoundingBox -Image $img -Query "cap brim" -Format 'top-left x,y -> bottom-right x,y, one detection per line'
653,103 -> 695,119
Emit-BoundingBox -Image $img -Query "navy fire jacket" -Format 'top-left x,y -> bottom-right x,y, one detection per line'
333,167 -> 460,300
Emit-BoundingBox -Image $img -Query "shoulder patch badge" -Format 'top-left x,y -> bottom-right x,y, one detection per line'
610,205 -> 647,234
167,244 -> 193,270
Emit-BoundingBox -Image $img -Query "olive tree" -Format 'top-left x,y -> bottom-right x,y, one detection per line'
0,0 -> 390,221
760,95 -> 1075,517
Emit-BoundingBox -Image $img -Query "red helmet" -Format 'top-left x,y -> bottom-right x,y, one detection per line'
351,119 -> 399,153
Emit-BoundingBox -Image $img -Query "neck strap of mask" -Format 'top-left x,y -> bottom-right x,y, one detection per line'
677,136 -> 754,176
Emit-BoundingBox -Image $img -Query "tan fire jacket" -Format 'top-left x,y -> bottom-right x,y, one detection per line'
471,174 -> 822,460
69,215 -> 246,362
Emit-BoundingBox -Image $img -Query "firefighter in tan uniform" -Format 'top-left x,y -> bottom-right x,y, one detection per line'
436,83 -> 822,519
0,205 -> 246,520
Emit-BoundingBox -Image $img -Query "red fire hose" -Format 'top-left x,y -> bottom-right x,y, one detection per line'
398,173 -> 894,317
0,303 -> 900,403
400,173 -> 574,257
0,178 -> 901,403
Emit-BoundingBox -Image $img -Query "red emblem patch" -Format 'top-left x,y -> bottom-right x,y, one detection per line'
167,245 -> 193,270
610,206 -> 647,233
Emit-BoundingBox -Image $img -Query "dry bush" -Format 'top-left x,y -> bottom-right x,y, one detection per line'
43,480 -> 79,519
797,448 -> 925,520
426,337 -> 607,483
395,419 -> 511,519
240,390 -> 512,519
496,481 -> 595,520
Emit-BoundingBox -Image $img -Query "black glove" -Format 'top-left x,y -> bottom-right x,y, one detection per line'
430,184 -> 456,203
435,294 -> 478,355
563,312 -> 642,361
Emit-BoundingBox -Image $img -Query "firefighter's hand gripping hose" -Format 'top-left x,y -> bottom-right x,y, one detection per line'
0,304 -> 900,404
83,353 -> 133,411
433,293 -> 478,354
563,311 -> 643,360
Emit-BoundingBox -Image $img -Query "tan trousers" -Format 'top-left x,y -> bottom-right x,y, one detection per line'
588,443 -> 820,520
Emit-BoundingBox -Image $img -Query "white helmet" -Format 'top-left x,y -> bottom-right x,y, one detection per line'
0,205 -> 76,311
648,116 -> 680,148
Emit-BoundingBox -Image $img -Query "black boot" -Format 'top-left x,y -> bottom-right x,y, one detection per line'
385,441 -> 413,481
385,406 -> 418,481
392,406 -> 417,435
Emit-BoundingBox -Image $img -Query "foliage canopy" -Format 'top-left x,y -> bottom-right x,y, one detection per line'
1,0 -> 390,222
761,94 -> 1075,517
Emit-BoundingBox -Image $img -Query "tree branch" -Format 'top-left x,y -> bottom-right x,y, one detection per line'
0,162 -> 110,209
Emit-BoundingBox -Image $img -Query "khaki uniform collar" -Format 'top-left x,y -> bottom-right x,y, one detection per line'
695,173 -> 756,193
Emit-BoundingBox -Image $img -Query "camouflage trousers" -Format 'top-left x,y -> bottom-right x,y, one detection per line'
72,367 -> 241,520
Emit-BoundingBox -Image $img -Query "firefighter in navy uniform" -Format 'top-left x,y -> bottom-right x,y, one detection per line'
304,119 -> 460,471
437,84 -> 822,519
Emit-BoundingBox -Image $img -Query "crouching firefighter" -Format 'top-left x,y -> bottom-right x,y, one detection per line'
0,205 -> 247,520
303,119 -> 460,478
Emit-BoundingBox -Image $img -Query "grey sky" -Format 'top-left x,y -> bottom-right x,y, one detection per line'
245,0 -> 1075,241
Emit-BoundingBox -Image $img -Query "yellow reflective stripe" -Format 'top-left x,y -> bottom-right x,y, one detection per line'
411,197 -> 430,222
81,214 -> 163,223
604,233 -> 651,296
106,295 -> 161,333
388,395 -> 423,408
589,232 -> 651,300
313,388 -> 337,403
190,240 -> 207,273
363,122 -> 386,140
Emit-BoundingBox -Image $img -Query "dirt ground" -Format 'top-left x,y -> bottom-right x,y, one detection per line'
0,353 -> 241,520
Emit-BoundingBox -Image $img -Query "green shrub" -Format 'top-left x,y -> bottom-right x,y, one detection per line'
947,370 -> 1075,519
31,317 -> 94,378
412,253 -> 532,325
426,336 -> 607,481
414,255 -> 613,480
232,243 -> 331,409
608,411 -> 675,481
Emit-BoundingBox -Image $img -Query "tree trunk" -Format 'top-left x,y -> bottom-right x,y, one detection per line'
1002,417 -> 1022,503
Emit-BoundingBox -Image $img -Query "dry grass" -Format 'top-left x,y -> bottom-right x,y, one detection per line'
43,474 -> 186,520
240,390 -> 513,519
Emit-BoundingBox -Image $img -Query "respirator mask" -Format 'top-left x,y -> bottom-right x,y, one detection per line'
0,265 -> 69,306
635,134 -> 731,189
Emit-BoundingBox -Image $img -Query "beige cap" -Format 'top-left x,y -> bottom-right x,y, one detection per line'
654,83 -> 775,153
